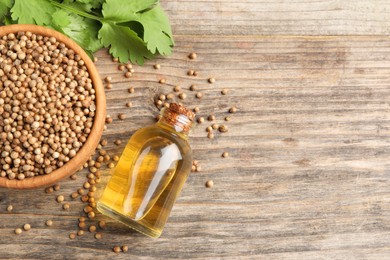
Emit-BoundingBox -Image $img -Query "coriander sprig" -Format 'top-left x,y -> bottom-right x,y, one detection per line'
1,0 -> 174,64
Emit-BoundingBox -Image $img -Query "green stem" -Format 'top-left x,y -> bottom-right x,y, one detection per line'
49,0 -> 103,22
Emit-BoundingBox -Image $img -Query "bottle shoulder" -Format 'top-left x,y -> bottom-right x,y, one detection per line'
130,125 -> 192,156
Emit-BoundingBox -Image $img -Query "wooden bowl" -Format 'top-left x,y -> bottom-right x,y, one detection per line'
0,24 -> 106,189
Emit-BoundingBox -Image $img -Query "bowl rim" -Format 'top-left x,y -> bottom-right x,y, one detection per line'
0,24 -> 106,189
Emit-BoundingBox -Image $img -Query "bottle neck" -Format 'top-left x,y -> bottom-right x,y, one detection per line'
157,108 -> 192,139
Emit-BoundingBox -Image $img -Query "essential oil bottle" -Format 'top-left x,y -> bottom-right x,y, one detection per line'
97,103 -> 194,238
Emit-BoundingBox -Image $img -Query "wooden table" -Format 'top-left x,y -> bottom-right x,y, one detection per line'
1,0 -> 390,259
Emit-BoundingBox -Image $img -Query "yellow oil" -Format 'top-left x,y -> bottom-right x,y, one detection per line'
97,122 -> 192,238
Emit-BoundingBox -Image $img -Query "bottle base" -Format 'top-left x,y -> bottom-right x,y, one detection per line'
96,201 -> 162,238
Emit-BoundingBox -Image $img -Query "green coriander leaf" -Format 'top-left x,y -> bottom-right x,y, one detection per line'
99,22 -> 154,64
102,0 -> 157,21
0,0 -> 12,22
52,9 -> 70,28
61,13 -> 102,53
137,5 -> 174,55
11,0 -> 55,25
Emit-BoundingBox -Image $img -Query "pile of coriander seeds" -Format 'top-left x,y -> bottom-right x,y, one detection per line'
0,31 -> 95,180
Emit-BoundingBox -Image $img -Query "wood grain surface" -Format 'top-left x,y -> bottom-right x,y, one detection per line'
1,1 -> 390,259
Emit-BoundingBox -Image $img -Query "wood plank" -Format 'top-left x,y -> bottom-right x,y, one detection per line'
1,35 -> 390,258
162,0 -> 390,36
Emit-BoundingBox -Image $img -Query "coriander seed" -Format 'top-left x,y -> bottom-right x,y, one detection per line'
206,180 -> 214,188
221,89 -> 228,95
208,77 -> 215,83
208,115 -> 216,121
197,117 -> 204,123
56,195 -> 64,203
95,233 -> 102,239
7,205 -> 13,212
77,230 -> 84,236
229,107 -> 237,113
222,152 -> 229,158
46,220 -> 53,227
173,86 -> 181,92
125,72 -> 132,78
128,87 -> 135,93
122,245 -> 129,252
154,64 -> 161,69
196,92 -> 203,99
188,52 -> 197,59
219,125 -> 228,133
118,113 -> 125,120
69,233 -> 76,239
23,224 -> 31,231
15,228 -> 22,235
178,93 -> 187,99
126,102 -> 132,108
63,203 -> 70,210
113,246 -> 121,253
189,85 -> 197,91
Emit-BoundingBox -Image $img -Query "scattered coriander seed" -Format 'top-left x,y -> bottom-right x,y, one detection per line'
178,93 -> 187,99
113,246 -> 121,253
125,72 -> 132,78
89,225 -> 97,232
191,165 -> 196,172
53,184 -> 60,191
23,224 -> 31,231
108,162 -> 115,169
63,203 -> 70,210
105,116 -> 113,124
229,107 -> 237,113
126,63 -> 132,70
106,83 -> 112,90
15,228 -> 22,235
207,132 -> 215,139
126,102 -> 132,108
113,57 -> 119,62
219,125 -> 228,133
79,217 -> 86,222
212,123 -> 219,130
163,102 -> 170,108
206,126 -> 213,132
69,233 -> 76,239
122,245 -> 129,252
159,94 -> 166,101
225,116 -> 231,121
159,79 -> 166,84
77,230 -> 84,236
88,211 -> 96,219
188,52 -> 197,59
114,139 -> 122,145
46,220 -> 53,227
208,77 -> 215,83
113,155 -> 120,162
193,107 -> 200,113
45,187 -> 54,194
71,192 -> 79,199
127,87 -> 135,94
187,70 -> 194,76
193,71 -> 198,76
197,117 -> 205,123
100,139 -> 108,146
196,92 -> 203,99
154,64 -> 161,69
94,57 -> 98,62
189,85 -> 197,91
7,205 -> 13,212
156,100 -> 163,106
56,195 -> 64,203
208,115 -> 216,121
206,180 -> 214,188
118,114 -> 126,120
195,165 -> 201,172
118,65 -> 125,71
221,89 -> 228,95
70,174 -> 77,180
173,86 -> 181,92
222,152 -> 229,158
78,188 -> 85,195
78,222 -> 86,229
98,221 -> 106,229
95,233 -> 102,239
166,93 -> 174,100
105,76 -> 112,83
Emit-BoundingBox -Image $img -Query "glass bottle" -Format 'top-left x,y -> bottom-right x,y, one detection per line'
97,103 -> 194,238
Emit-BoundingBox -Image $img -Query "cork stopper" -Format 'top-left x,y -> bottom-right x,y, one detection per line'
160,103 -> 194,133
167,103 -> 195,121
